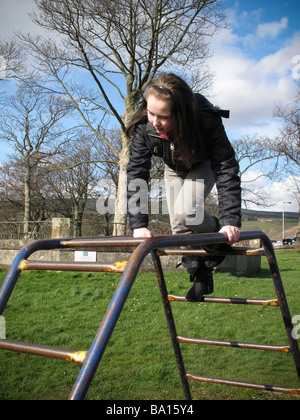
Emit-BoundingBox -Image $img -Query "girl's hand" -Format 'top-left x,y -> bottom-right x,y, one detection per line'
219,225 -> 240,245
133,228 -> 153,238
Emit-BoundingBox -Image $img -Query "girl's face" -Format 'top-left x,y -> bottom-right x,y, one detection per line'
147,94 -> 173,134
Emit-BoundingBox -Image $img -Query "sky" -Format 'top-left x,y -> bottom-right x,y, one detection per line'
0,0 -> 299,213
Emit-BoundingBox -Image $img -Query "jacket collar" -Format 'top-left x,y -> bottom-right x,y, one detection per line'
146,121 -> 170,140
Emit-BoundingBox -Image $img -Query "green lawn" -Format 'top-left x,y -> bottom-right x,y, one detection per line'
0,250 -> 299,400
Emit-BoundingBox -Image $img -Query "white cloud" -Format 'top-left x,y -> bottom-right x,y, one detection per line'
207,24 -> 300,139
256,17 -> 288,40
243,17 -> 289,48
242,175 -> 299,212
242,170 -> 266,189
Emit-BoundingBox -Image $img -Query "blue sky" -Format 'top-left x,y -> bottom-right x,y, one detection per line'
223,0 -> 300,58
0,0 -> 299,212
205,0 -> 300,212
207,0 -> 300,135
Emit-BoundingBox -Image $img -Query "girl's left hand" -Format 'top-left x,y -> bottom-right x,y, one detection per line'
219,225 -> 241,245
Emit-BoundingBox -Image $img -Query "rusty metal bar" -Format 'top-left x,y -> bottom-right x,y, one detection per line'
20,260 -> 127,273
0,339 -> 87,365
0,239 -> 64,315
177,336 -> 290,353
60,235 -> 145,248
168,295 -> 279,306
186,374 -> 300,395
158,247 -> 266,257
151,250 -> 192,400
261,234 -> 300,380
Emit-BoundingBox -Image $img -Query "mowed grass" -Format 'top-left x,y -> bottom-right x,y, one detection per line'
0,250 -> 299,400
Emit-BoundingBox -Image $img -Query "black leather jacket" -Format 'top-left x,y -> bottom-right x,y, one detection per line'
126,93 -> 241,230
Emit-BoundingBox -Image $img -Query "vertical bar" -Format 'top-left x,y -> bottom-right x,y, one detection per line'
0,260 -> 22,316
0,239 -> 64,315
151,250 -> 192,400
68,254 -> 141,400
262,234 -> 300,380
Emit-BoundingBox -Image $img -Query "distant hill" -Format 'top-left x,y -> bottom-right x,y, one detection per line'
241,209 -> 299,222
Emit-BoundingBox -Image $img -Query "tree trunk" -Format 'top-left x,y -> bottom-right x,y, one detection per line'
23,164 -> 31,239
76,210 -> 84,237
113,134 -> 130,236
73,205 -> 84,238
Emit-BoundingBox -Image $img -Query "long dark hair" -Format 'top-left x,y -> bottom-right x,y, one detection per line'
126,73 -> 200,167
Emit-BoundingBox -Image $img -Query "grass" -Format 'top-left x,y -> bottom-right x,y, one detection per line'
0,249 -> 299,400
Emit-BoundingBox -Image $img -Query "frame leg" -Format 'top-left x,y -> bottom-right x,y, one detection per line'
262,236 -> 300,380
151,250 -> 192,400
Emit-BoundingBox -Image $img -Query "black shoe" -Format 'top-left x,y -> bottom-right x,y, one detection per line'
185,267 -> 214,302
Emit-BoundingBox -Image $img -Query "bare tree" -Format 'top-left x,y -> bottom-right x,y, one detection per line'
232,136 -> 281,209
0,81 -> 73,237
287,176 -> 300,250
0,157 -> 53,221
0,38 -> 25,82
273,85 -> 300,172
272,85 -> 300,248
46,135 -> 101,237
20,0 -> 225,234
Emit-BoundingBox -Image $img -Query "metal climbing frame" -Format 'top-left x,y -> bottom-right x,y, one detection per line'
0,230 -> 299,400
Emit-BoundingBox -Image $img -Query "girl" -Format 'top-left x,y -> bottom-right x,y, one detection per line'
126,73 -> 241,301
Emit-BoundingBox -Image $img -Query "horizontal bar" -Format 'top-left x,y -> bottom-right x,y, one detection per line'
168,295 -> 279,306
56,232 -> 266,251
19,260 -> 127,273
60,236 -> 145,248
186,374 -> 300,395
158,247 -> 266,257
0,339 -> 87,364
177,336 -> 290,352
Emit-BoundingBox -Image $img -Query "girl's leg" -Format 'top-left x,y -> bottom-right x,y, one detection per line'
164,161 -> 222,302
164,160 -> 217,235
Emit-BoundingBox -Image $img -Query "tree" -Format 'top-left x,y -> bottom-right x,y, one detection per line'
0,81 -> 73,237
21,0 -> 225,234
0,157 -> 53,221
287,176 -> 300,250
0,38 -> 25,82
273,85 -> 300,172
272,85 -> 300,249
46,134 -> 101,237
232,136 -> 281,209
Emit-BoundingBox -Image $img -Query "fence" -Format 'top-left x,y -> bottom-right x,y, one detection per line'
0,221 -> 52,240
0,217 -> 168,240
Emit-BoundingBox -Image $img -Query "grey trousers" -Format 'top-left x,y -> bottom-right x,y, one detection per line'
164,160 -> 218,235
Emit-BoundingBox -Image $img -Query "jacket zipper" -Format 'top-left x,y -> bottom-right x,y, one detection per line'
170,142 -> 175,165
149,133 -> 176,165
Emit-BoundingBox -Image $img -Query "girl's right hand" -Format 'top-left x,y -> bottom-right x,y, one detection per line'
133,228 -> 153,238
